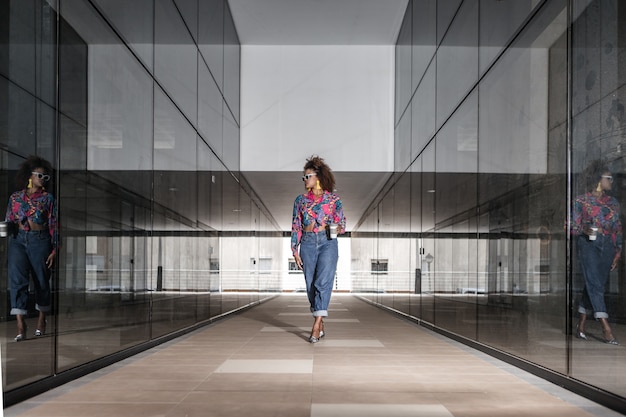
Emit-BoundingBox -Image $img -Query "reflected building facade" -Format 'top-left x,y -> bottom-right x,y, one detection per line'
355,0 -> 625,411
1,0 -> 281,403
1,0 -> 626,413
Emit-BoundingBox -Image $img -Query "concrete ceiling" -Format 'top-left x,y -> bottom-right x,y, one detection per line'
242,171 -> 394,232
228,0 -> 409,45
228,0 -> 408,231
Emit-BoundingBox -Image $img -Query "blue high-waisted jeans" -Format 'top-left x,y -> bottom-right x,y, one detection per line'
577,234 -> 615,319
300,230 -> 338,317
8,229 -> 52,315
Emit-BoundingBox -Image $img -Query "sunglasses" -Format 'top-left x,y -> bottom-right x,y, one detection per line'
301,173 -> 316,181
602,175 -> 614,183
32,172 -> 51,181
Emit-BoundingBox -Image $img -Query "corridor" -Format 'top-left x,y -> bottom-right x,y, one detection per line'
4,294 -> 621,417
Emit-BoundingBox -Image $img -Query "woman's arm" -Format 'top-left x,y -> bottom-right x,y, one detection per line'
331,195 -> 346,234
291,196 -> 303,259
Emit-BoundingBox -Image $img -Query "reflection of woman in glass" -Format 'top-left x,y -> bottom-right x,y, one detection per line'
291,156 -> 346,343
6,156 -> 57,341
572,160 -> 621,345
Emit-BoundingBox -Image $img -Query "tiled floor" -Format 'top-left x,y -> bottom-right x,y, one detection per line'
4,294 -> 623,417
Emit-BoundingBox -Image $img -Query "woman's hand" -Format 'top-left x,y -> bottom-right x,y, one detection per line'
582,226 -> 596,236
294,253 -> 303,270
611,254 -> 620,271
46,252 -> 55,269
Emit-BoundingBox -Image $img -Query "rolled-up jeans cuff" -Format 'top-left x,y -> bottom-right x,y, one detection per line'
11,308 -> 28,315
578,306 -> 591,315
36,304 -> 51,313
312,310 -> 328,317
593,312 -> 609,319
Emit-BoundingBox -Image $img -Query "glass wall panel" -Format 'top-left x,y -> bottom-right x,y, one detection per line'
477,0 -> 567,371
154,88 -> 198,220
411,62 -> 436,159
239,191 -> 259,306
198,59 -> 223,157
155,0 -> 198,127
58,21 -> 86,142
86,49 -> 153,174
395,4 -> 412,126
152,87 -> 198,337
570,0 -> 626,397
435,91 -> 477,223
411,0 -> 436,93
7,1 -> 52,383
351,207 -> 378,301
409,156 -> 423,319
392,173 -> 412,315
196,141 -> 220,318
258,216 -> 283,294
0,0 -> 56,102
199,0 -> 224,93
421,145 -> 436,324
174,0 -> 198,42
433,91 -> 478,339
1,155 -> 55,391
4,83 -> 38,155
92,0 -> 154,72
377,189 -> 393,307
0,1 -> 56,156
436,0 -> 478,130
395,106 -> 411,172
198,141 -> 216,230
436,0 -> 463,45
223,105 -> 240,174
224,3 -> 240,124
221,174 -> 243,313
478,0 -> 535,75
55,0 -> 157,373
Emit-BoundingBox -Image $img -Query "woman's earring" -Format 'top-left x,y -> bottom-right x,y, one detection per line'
596,182 -> 603,192
315,180 -> 322,190
27,178 -> 33,189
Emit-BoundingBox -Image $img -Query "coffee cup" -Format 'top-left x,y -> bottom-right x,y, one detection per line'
589,227 -> 598,241
329,223 -> 338,239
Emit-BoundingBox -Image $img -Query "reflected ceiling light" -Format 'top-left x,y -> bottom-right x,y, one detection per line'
427,189 -> 436,193
169,187 -> 178,192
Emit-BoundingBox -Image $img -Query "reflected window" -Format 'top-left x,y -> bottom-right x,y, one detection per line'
288,258 -> 302,274
371,259 -> 389,275
259,257 -> 272,275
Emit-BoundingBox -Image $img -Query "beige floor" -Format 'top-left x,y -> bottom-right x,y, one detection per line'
4,294 -> 623,417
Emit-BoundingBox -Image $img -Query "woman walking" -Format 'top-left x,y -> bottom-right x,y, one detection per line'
291,155 -> 346,343
6,155 -> 57,341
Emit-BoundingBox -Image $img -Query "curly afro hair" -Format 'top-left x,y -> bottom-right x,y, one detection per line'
303,155 -> 336,192
15,155 -> 53,189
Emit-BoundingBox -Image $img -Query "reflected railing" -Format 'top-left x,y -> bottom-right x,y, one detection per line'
350,270 -> 492,294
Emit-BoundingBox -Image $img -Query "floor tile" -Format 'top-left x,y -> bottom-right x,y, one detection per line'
215,359 -> 313,373
311,404 -> 453,417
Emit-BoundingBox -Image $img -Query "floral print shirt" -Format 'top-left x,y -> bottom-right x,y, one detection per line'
291,190 -> 346,256
6,189 -> 58,253
572,192 -> 622,258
